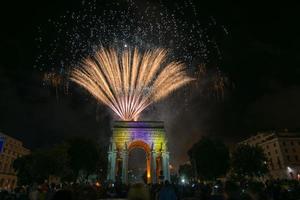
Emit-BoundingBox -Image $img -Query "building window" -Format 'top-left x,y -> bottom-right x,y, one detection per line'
287,155 -> 291,161
291,141 -> 294,146
4,164 -> 8,172
266,145 -> 269,149
285,148 -> 288,153
10,163 -> 14,172
295,155 -> 299,161
277,157 -> 282,168
292,148 -> 296,153
269,159 -> 274,170
275,149 -> 278,154
268,152 -> 271,156
283,142 -> 286,146
274,143 -> 276,147
6,178 -> 10,186
11,179 -> 15,188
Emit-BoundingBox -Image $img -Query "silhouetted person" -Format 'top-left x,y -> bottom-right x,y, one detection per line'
29,184 -> 39,200
15,187 -> 28,200
224,181 -> 240,200
51,190 -> 73,200
128,183 -> 150,200
74,185 -> 97,200
46,183 -> 56,200
159,181 -> 177,200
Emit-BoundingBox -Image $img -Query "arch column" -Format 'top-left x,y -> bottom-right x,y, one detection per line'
151,150 -> 157,183
162,151 -> 170,181
121,149 -> 129,184
107,142 -> 117,182
146,154 -> 151,183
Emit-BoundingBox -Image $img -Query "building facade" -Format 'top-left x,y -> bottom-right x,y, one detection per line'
0,132 -> 30,190
241,131 -> 300,179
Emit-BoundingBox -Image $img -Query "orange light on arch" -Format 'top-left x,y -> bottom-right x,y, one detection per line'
128,140 -> 151,154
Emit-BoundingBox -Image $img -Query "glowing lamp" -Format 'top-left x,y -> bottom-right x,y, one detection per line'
287,166 -> 293,173
181,178 -> 185,184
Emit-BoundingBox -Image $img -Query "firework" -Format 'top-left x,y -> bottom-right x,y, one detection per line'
71,47 -> 193,121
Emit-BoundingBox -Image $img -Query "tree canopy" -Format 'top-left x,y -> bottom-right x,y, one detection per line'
231,144 -> 268,179
188,137 -> 230,180
178,163 -> 194,181
13,137 -> 106,185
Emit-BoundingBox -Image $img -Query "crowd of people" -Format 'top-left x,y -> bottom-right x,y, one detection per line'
0,179 -> 300,200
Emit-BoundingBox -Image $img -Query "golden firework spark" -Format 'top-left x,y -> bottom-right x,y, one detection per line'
71,47 -> 193,121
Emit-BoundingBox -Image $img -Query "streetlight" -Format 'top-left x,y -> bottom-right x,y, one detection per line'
181,177 -> 186,184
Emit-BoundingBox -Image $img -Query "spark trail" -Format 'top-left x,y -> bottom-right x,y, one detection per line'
71,47 -> 193,121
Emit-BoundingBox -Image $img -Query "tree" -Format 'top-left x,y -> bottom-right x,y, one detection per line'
44,144 -> 72,181
66,138 -> 100,180
231,144 -> 268,179
178,163 -> 194,181
13,155 -> 35,185
188,137 -> 230,180
13,144 -> 70,185
13,137 -> 106,185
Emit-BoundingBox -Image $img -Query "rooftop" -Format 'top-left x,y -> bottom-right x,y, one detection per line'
113,121 -> 165,129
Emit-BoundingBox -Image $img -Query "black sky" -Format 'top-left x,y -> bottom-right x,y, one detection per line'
0,0 -> 300,166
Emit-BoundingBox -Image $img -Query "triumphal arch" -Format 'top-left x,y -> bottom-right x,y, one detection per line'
107,121 -> 170,184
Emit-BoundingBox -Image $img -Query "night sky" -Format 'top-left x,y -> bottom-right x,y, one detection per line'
0,0 -> 300,167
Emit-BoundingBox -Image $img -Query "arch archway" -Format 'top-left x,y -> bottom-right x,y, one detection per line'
128,140 -> 151,154
128,140 -> 151,183
107,121 -> 170,184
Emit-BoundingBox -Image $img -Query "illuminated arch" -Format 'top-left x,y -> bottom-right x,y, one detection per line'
107,121 -> 170,184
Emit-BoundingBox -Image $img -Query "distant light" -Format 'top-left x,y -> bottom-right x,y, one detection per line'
181,178 -> 185,184
124,44 -> 128,48
95,181 -> 100,187
112,183 -> 114,187
287,166 -> 293,173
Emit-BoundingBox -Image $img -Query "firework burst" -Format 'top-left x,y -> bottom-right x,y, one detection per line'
71,47 -> 193,121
